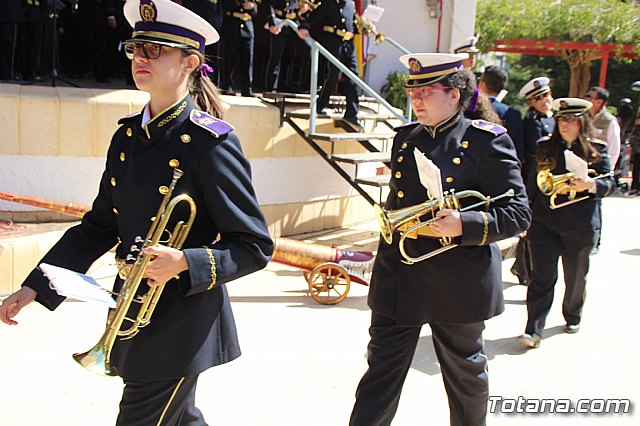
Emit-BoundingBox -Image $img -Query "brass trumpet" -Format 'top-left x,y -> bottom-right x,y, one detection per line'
537,169 -> 613,209
375,189 -> 515,264
73,168 -> 196,376
355,14 -> 386,44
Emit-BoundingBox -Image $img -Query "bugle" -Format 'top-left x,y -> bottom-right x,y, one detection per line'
73,168 -> 196,376
375,189 -> 515,264
355,14 -> 385,44
537,169 -> 613,209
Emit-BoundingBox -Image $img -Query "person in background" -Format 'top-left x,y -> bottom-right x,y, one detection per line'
297,0 -> 363,132
0,0 -> 25,81
17,0 -> 48,81
512,76 -> 555,286
478,65 -> 524,161
518,98 -> 614,349
627,110 -> 640,196
349,53 -> 531,426
264,0 -> 310,93
220,0 -> 257,96
451,35 -> 479,70
585,86 -> 620,255
0,1 -> 273,424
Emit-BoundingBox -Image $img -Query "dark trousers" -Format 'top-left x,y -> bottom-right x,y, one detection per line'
117,375 -> 207,426
632,152 -> 640,191
265,26 -> 309,92
222,33 -> 254,95
510,236 -> 533,285
17,21 -> 44,80
350,313 -> 489,426
525,221 -> 598,336
0,23 -> 18,80
317,36 -> 359,119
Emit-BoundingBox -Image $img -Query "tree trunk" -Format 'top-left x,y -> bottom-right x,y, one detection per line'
566,50 -> 591,97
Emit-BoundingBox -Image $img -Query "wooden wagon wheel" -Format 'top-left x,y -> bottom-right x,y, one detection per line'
305,262 -> 351,305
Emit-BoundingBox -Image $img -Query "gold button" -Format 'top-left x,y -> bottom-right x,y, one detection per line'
181,134 -> 191,144
169,159 -> 180,168
446,177 -> 454,183
452,157 -> 461,165
110,177 -> 116,186
397,155 -> 404,163
112,208 -> 119,215
461,141 -> 469,149
119,152 -> 125,161
397,191 -> 405,198
395,171 -> 402,179
159,186 -> 169,195
341,18 -> 345,22
126,128 -> 132,137
401,142 -> 408,149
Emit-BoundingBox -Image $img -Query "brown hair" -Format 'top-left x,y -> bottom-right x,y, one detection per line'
184,49 -> 225,119
537,113 -> 601,171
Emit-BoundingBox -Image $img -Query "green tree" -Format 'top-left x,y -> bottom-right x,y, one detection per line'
477,0 -> 640,97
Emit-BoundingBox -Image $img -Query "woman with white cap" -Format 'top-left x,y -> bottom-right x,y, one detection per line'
518,98 -> 614,349
349,53 -> 530,426
0,0 -> 273,424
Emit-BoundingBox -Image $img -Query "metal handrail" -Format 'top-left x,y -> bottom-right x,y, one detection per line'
278,19 -> 410,133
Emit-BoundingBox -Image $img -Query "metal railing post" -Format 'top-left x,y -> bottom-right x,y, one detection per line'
309,45 -> 319,134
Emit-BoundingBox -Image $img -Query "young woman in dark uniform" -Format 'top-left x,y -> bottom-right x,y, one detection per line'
519,98 -> 614,349
0,0 -> 273,424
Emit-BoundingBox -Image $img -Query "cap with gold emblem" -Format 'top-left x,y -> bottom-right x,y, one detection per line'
552,98 -> 592,117
123,0 -> 219,53
451,36 -> 479,54
519,77 -> 551,99
399,53 -> 468,87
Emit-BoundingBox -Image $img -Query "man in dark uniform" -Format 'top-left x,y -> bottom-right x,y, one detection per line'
479,65 -> 524,161
0,1 -> 273,423
264,0 -> 310,92
17,0 -> 48,81
220,0 -> 257,96
511,77 -> 555,286
297,0 -> 362,131
349,53 -> 531,426
0,0 -> 24,81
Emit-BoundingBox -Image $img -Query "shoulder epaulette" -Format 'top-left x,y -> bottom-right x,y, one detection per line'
536,135 -> 551,145
394,121 -> 420,132
471,119 -> 507,136
117,111 -> 142,124
190,110 -> 234,137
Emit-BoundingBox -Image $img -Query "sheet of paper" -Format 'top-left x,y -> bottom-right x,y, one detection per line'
39,263 -> 116,308
362,5 -> 384,22
564,150 -> 588,181
413,148 -> 443,203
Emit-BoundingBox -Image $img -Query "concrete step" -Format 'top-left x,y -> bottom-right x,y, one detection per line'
309,132 -> 395,142
331,152 -> 391,164
356,174 -> 391,188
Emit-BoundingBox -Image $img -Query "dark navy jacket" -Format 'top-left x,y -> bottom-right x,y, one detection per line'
523,108 -> 555,196
368,112 -> 531,326
490,97 -> 524,162
221,0 -> 257,38
22,95 -> 273,380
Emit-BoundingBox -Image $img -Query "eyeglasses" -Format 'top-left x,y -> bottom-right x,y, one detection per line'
404,86 -> 452,98
124,42 -> 164,60
558,115 -> 580,123
123,41 -> 191,60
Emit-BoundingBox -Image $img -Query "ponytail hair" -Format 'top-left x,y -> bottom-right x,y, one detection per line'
184,49 -> 225,119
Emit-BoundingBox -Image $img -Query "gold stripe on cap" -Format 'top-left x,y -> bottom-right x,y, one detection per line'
132,31 -> 200,49
409,66 -> 460,80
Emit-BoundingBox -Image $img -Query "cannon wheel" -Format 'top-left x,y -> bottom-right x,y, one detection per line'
305,262 -> 351,305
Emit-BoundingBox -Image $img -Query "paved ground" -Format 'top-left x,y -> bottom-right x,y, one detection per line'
1,194 -> 639,425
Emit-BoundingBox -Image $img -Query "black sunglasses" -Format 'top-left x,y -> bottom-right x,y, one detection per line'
123,41 -> 191,60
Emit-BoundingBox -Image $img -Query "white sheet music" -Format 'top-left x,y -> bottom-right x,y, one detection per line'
413,148 -> 444,203
39,263 -> 116,308
362,5 -> 384,22
564,150 -> 588,181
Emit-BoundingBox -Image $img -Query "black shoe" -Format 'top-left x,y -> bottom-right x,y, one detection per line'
339,117 -> 364,133
220,88 -> 236,96
241,91 -> 256,97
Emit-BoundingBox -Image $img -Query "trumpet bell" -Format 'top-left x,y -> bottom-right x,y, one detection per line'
73,345 -> 117,376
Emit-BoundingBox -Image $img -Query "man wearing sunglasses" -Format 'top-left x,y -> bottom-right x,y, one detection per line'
349,53 -> 531,426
